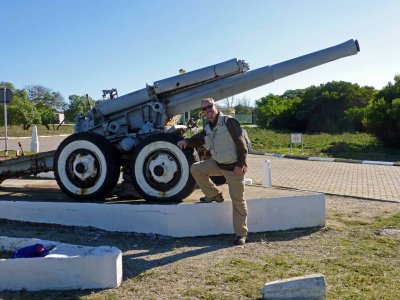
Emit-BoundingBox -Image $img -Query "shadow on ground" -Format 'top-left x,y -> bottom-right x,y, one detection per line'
0,218 -> 321,299
322,141 -> 400,162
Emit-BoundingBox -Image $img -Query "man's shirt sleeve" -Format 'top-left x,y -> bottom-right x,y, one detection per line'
185,130 -> 206,148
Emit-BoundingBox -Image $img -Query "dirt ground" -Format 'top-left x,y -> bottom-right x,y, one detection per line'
0,193 -> 399,299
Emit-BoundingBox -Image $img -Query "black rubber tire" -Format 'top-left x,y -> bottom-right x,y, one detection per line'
53,132 -> 121,200
130,133 -> 198,202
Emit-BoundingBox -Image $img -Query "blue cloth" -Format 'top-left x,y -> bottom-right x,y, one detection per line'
11,243 -> 49,259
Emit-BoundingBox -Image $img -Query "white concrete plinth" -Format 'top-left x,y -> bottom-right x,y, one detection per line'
0,189 -> 325,237
0,236 -> 122,291
261,274 -> 326,299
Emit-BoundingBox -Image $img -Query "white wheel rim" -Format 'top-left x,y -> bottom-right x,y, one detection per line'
148,153 -> 178,183
134,141 -> 189,198
57,140 -> 108,195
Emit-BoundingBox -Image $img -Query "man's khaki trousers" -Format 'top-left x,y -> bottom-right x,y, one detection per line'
190,159 -> 248,237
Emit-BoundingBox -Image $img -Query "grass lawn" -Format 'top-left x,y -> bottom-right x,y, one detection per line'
0,125 -> 74,137
1,125 -> 399,162
246,128 -> 400,162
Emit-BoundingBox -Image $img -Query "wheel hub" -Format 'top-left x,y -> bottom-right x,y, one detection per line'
72,154 -> 97,180
153,165 -> 165,177
148,154 -> 178,183
75,162 -> 86,174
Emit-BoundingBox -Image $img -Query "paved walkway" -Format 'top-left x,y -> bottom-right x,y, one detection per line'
2,135 -> 400,202
247,155 -> 400,202
2,135 -> 67,153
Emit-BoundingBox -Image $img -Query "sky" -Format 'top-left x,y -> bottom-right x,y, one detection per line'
1,0 -> 399,108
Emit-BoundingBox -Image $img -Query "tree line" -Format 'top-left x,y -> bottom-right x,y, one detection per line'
2,76 -> 400,147
0,82 -> 94,129
254,75 -> 400,147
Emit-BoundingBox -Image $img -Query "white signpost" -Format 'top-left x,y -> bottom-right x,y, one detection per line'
290,133 -> 303,155
0,87 -> 14,155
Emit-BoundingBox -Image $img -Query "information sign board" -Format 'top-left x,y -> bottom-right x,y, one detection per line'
290,133 -> 304,154
290,133 -> 303,144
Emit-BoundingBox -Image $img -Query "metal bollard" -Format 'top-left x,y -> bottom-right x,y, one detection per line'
30,125 -> 39,153
262,160 -> 272,187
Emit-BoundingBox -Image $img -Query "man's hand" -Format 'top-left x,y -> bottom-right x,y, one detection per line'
177,140 -> 187,150
233,166 -> 247,176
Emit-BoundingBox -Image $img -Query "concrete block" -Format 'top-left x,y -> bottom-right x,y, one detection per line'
0,190 -> 325,237
261,274 -> 326,299
0,185 -> 325,237
0,236 -> 122,291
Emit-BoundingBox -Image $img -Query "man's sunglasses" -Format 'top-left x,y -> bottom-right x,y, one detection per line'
201,104 -> 214,111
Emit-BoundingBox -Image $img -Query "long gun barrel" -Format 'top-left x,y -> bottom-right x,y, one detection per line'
167,39 -> 360,114
94,39 -> 359,118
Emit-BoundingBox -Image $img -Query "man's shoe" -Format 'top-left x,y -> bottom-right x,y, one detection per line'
234,235 -> 247,245
199,193 -> 224,203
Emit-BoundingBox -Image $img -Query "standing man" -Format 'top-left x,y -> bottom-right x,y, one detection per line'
177,98 -> 248,245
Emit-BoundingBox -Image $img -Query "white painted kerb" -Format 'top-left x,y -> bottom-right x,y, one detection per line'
0,193 -> 325,237
0,236 -> 122,291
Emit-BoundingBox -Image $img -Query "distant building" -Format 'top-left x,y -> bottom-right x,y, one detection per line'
54,110 -> 65,124
219,107 -> 235,117
220,107 -> 254,124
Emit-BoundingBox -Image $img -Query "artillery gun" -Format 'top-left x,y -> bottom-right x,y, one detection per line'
1,39 -> 360,202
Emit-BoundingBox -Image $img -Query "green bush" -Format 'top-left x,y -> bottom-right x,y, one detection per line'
363,76 -> 400,147
255,82 -> 375,133
0,96 -> 41,128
